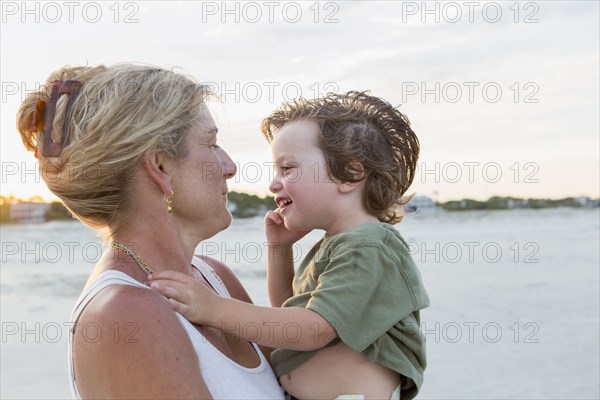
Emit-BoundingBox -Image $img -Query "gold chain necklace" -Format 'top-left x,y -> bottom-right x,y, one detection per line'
111,242 -> 154,274
111,242 -> 196,280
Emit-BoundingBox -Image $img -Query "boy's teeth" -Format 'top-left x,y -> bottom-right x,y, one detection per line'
278,199 -> 291,208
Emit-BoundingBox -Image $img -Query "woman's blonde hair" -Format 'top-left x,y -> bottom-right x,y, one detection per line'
16,64 -> 211,241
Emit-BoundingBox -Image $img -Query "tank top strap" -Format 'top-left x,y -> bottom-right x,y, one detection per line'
71,271 -> 146,321
191,256 -> 232,298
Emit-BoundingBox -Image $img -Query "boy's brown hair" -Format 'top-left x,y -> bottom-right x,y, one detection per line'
261,91 -> 419,224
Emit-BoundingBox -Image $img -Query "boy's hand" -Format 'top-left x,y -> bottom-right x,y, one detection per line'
147,270 -> 221,325
265,209 -> 311,247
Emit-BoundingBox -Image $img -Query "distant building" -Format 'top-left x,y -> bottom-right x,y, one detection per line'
405,195 -> 436,213
576,196 -> 600,208
9,202 -> 50,224
507,198 -> 529,209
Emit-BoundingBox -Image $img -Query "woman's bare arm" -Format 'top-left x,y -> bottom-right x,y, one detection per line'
72,284 -> 213,399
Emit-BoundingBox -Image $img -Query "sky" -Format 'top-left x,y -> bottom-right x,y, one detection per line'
1,0 -> 599,202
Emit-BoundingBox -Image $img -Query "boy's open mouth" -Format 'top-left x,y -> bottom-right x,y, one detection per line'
276,198 -> 293,210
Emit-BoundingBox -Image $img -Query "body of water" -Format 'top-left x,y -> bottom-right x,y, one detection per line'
1,208 -> 599,399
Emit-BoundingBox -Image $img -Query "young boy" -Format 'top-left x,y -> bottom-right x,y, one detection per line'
149,91 -> 430,400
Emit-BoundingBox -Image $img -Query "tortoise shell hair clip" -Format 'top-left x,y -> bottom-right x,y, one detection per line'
29,79 -> 81,158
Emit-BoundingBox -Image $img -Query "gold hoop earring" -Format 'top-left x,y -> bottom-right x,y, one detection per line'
164,190 -> 174,214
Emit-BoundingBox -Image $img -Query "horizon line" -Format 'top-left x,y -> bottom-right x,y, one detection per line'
2,192 -> 599,205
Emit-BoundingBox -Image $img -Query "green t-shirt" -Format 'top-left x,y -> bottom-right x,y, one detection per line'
271,222 -> 430,400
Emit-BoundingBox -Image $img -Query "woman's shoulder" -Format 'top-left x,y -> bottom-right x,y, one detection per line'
75,281 -> 184,352
72,275 -> 211,397
80,281 -> 169,321
76,268 -> 166,319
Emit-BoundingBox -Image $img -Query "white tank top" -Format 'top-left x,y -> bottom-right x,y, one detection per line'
67,256 -> 285,399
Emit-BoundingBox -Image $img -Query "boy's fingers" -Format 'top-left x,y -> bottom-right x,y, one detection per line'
150,281 -> 187,303
149,279 -> 186,292
167,298 -> 191,316
265,210 -> 283,224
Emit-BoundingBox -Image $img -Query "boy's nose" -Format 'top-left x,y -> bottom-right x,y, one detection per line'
269,178 -> 281,193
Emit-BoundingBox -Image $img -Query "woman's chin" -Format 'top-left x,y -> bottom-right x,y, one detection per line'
195,209 -> 233,239
223,210 -> 233,227
218,209 -> 234,229
214,208 -> 232,226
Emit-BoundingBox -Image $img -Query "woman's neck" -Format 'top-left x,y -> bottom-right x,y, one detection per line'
107,223 -> 200,278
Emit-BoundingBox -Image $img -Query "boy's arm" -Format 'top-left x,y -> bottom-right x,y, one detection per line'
200,255 -> 276,361
218,298 -> 337,351
148,270 -> 337,351
264,209 -> 310,307
267,244 -> 295,307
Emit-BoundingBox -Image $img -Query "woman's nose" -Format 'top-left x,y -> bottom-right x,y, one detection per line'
220,150 -> 237,180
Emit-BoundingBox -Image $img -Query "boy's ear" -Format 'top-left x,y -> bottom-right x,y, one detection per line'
142,151 -> 173,195
338,180 -> 362,193
337,162 -> 365,194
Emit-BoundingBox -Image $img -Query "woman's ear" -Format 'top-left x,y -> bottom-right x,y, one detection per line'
142,151 -> 173,195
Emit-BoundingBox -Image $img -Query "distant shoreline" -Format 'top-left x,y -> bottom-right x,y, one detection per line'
1,194 -> 598,225
436,196 -> 599,212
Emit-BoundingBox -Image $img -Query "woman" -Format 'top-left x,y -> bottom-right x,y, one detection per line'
16,64 -> 285,399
